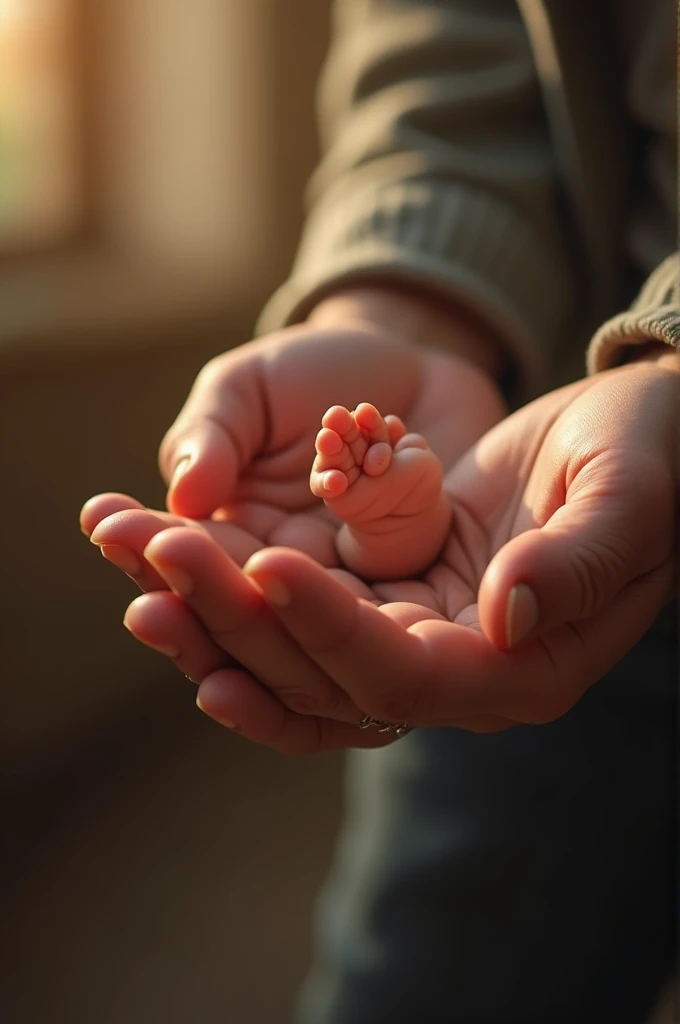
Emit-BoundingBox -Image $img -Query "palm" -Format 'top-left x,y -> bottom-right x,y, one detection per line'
360,378 -> 589,623
85,358 -> 676,746
209,371 -> 567,617
176,333 -> 505,571
84,330 -> 504,590
361,366 -> 675,673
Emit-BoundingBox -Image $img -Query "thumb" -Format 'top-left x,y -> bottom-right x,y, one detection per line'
159,355 -> 267,518
478,455 -> 675,649
160,417 -> 244,518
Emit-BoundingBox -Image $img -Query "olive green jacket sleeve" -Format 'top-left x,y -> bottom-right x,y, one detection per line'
257,0 -> 578,397
257,0 -> 677,391
586,253 -> 679,373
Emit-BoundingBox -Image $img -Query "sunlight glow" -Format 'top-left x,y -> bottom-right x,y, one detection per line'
0,0 -> 80,248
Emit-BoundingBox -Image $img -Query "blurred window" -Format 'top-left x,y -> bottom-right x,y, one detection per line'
0,0 -> 81,252
0,0 -> 327,345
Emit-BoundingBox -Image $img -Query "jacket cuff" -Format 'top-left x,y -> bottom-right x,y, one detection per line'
257,179 -> 575,398
586,253 -> 680,374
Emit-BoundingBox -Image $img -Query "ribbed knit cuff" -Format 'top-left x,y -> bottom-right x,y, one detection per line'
586,252 -> 680,374
257,179 -> 575,398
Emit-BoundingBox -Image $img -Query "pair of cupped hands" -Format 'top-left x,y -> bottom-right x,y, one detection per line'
81,289 -> 678,754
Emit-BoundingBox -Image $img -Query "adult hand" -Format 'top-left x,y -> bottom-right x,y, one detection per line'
158,286 -> 507,524
105,353 -> 677,753
82,285 -> 507,747
83,286 -> 505,574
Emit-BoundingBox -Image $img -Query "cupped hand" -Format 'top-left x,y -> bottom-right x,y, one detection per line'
133,355 -> 676,752
87,294 -> 503,578
88,356 -> 677,753
81,290 -> 507,750
157,289 -> 506,521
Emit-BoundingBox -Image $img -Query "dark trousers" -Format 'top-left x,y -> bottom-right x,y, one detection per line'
297,608 -> 677,1023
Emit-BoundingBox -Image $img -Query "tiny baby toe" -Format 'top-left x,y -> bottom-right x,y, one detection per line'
362,441 -> 393,477
310,464 -> 347,499
354,402 -> 381,430
321,405 -> 353,434
355,402 -> 389,444
315,427 -> 344,456
321,469 -> 348,496
394,432 -> 430,453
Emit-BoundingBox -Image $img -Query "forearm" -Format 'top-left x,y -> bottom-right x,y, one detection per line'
257,0 -> 578,399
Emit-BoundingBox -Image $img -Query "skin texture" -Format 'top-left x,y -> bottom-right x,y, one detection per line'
81,289 -> 679,755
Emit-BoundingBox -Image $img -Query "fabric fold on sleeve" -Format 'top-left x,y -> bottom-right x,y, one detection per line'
256,0 -> 582,400
586,252 -> 679,374
257,177 -> 574,399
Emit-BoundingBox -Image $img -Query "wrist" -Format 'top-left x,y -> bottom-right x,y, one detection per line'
626,342 -> 680,372
306,284 -> 510,382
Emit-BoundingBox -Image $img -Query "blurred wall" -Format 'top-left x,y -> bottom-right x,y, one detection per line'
3,4 -> 344,1023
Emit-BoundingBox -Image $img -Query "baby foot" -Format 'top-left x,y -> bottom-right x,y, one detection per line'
310,403 -> 450,580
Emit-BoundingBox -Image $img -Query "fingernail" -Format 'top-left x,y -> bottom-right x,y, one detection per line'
505,584 -> 539,648
122,617 -> 181,657
100,544 -> 142,577
170,455 -> 192,493
251,572 -> 291,608
196,691 -> 237,728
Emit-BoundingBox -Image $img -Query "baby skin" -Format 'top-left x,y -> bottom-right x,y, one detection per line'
310,403 -> 451,580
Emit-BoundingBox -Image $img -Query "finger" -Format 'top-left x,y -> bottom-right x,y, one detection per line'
393,432 -> 430,453
90,506 -> 266,591
479,451 -> 675,649
242,548 -> 430,725
142,528 -> 359,721
196,670 -> 398,756
160,417 -> 245,518
412,559 -> 675,725
122,560 -> 515,737
124,590 -> 234,680
80,493 -> 146,537
375,601 -> 514,733
90,509 -> 191,589
159,354 -> 267,518
242,546 -> 672,728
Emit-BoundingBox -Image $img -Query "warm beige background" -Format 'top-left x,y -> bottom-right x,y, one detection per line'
3,5 -> 343,1023
2,3 -> 674,1022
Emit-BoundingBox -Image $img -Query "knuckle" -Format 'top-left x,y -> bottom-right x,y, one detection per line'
197,351 -> 229,385
569,538 -> 627,617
